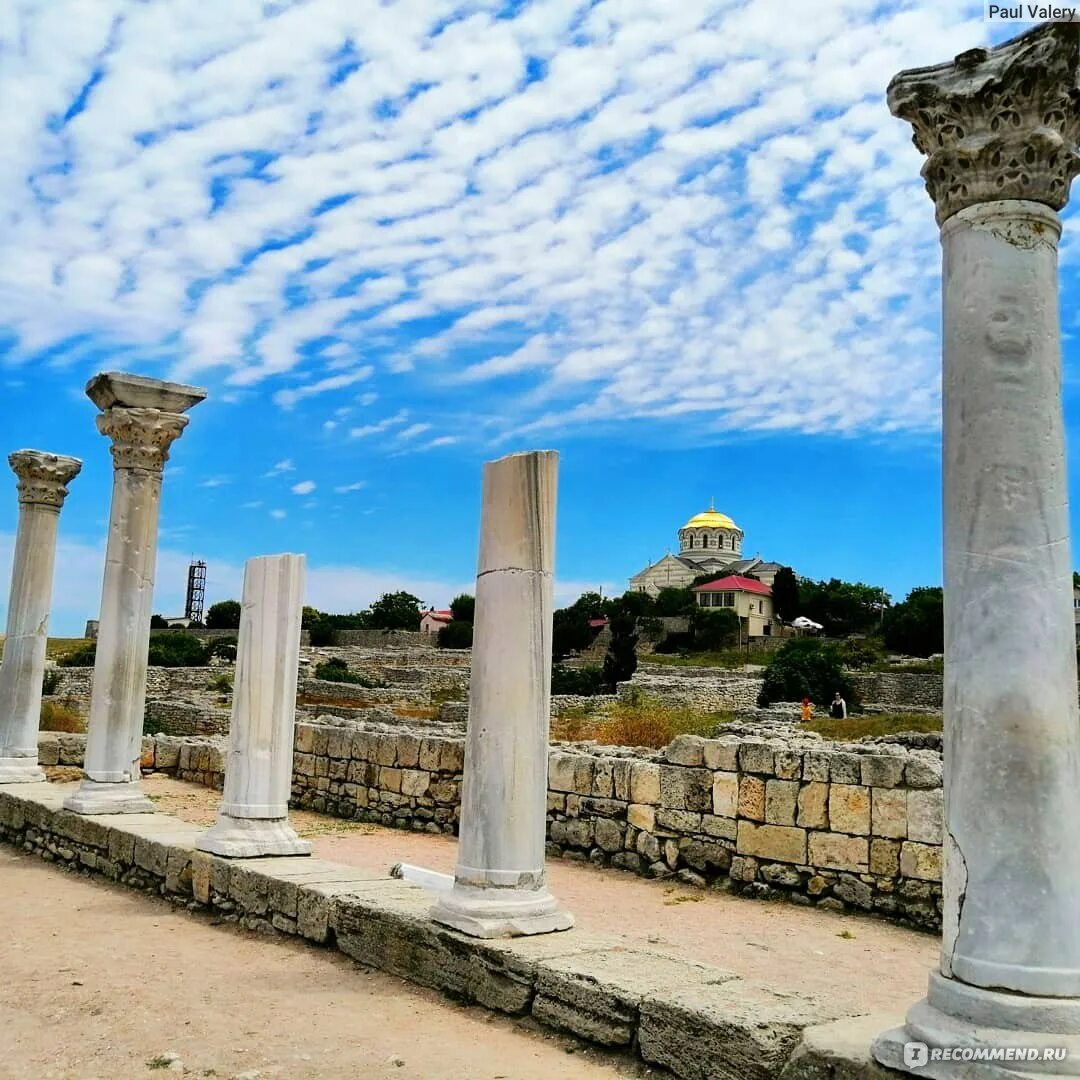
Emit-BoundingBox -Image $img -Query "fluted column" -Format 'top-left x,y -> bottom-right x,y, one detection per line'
874,24 -> 1080,1076
0,451 -> 82,782
66,372 -> 205,815
431,450 -> 573,938
197,554 -> 310,857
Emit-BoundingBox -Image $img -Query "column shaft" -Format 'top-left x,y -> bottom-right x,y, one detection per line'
197,554 -> 310,858
431,450 -> 573,937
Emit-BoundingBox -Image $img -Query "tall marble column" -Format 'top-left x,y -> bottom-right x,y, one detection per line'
874,25 -> 1080,1076
0,451 -> 82,782
197,554 -> 311,857
65,373 -> 205,815
431,450 -> 573,938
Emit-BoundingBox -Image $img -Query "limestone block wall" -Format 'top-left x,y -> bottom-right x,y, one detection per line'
144,700 -> 230,737
848,672 -> 944,710
298,678 -> 431,707
48,665 -> 223,700
618,672 -> 764,712
330,630 -> 432,648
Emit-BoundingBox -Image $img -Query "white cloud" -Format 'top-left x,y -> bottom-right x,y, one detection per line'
200,475 -> 232,488
241,500 -> 263,509
291,480 -> 316,495
349,409 -> 409,439
334,481 -> 367,493
397,422 -> 432,441
265,459 -> 295,477
272,365 -> 374,409
269,508 -> 286,519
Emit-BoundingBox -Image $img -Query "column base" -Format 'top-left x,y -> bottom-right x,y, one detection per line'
431,883 -> 574,939
63,779 -> 155,815
872,971 -> 1080,1077
0,756 -> 46,783
196,814 -> 312,858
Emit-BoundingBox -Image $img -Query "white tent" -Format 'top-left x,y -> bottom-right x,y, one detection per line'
791,616 -> 824,631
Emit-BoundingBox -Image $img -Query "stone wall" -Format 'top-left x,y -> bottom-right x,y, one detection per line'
848,672 -> 944,710
331,630 -> 433,648
619,671 -> 764,712
144,700 -> 230,737
48,665 -> 225,700
298,678 -> 432,707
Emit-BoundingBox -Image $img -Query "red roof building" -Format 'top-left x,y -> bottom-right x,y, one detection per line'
691,576 -> 774,637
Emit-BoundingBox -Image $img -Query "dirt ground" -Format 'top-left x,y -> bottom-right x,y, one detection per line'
0,848 -> 643,1080
142,775 -> 936,1017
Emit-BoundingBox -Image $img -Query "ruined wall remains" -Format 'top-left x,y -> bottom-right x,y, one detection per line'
848,671 -> 943,710
618,671 -> 764,712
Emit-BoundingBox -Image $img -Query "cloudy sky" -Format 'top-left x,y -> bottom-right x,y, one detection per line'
0,0 -> 1073,634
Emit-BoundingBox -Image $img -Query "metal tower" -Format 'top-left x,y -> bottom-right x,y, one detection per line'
185,560 -> 207,624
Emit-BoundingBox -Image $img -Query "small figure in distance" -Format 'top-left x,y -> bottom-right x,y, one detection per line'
829,691 -> 847,720
800,696 -> 812,724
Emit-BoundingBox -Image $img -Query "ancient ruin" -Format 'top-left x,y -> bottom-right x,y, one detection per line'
432,450 -> 573,937
872,22 -> 1080,1077
0,451 -> 81,782
65,372 -> 206,815
198,554 -> 311,858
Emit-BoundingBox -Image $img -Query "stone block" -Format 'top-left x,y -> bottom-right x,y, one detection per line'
739,741 -> 775,775
904,751 -> 942,789
871,789 -> 907,839
611,759 -> 632,801
665,735 -> 705,767
548,752 -> 578,794
439,741 -> 465,774
375,737 -> 397,767
396,734 -> 421,769
229,865 -> 270,916
907,788 -> 943,844
729,854 -> 758,882
379,767 -> 402,793
860,754 -> 906,789
326,729 -> 349,760
630,762 -> 662,805
573,757 -> 596,795
191,851 -> 213,905
656,764 -> 708,812
828,753 -> 862,785
564,819 -> 594,848
294,724 -> 316,754
592,760 -> 614,798
869,838 -> 901,878
774,750 -> 803,781
765,780 -> 799,826
702,737 -> 739,772
400,769 -> 430,797
738,775 -> 766,821
595,818 -> 625,853
132,835 -> 169,877
712,771 -> 739,817
154,738 -> 181,771
807,833 -> 868,873
418,738 -> 442,772
700,814 -> 737,841
628,803 -> 655,832
655,809 -> 702,834
802,751 -> 831,783
900,842 -> 941,882
37,734 -> 60,766
829,785 -> 870,835
736,822 -> 807,864
797,783 -> 829,829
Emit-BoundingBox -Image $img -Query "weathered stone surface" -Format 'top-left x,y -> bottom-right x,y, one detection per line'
905,788 -> 943,845
828,786 -> 870,836
869,839 -> 901,878
899,841 -> 941,882
703,737 -> 739,772
808,834 -> 868,874
736,822 -> 807,865
765,780 -> 799,827
627,803 -> 655,832
659,766 -> 712,812
665,735 -> 706,767
797,783 -> 829,830
903,751 -> 941,790
859,755 -> 906,790
711,771 -> 738,817
870,789 -> 906,840
828,754 -> 861,785
738,775 -> 766,821
629,762 -> 661,805
781,1014 -> 902,1079
739,741 -> 775,776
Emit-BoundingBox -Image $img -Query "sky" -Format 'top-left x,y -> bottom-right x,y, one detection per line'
1,0 -> 1078,635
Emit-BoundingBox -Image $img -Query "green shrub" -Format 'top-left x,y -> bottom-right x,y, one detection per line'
147,633 -> 208,667
551,664 -> 606,696
437,620 -> 473,649
205,637 -> 238,663
758,637 -> 858,708
308,622 -> 339,647
431,685 -> 467,704
57,643 -> 96,667
313,658 -> 386,688
208,673 -> 233,693
838,637 -> 885,670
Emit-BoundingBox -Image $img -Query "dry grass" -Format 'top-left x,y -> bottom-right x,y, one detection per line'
45,638 -> 94,660
391,705 -> 440,720
298,692 -> 378,710
803,713 -> 941,740
39,700 -> 85,733
552,696 -> 731,749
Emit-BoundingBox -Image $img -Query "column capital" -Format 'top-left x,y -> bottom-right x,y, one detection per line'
8,450 -> 82,508
97,407 -> 189,472
888,23 -> 1080,225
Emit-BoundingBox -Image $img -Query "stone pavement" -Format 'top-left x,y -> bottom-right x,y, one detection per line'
0,776 -> 933,1079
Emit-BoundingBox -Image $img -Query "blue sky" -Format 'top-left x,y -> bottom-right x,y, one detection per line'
0,0 -> 1075,635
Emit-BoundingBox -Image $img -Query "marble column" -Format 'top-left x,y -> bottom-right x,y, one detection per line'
0,451 -> 82,782
197,554 -> 310,857
65,373 -> 205,815
873,25 -> 1080,1077
432,450 -> 573,937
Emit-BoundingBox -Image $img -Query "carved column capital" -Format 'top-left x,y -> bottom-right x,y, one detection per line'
888,23 -> 1080,225
9,450 -> 82,509
97,408 -> 189,472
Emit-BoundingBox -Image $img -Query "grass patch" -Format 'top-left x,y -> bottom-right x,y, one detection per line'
45,638 -> 93,660
647,649 -> 750,669
298,693 -> 380,710
40,700 -> 85,733
391,705 -> 440,720
803,713 -> 941,740
551,695 -> 732,748
870,658 -> 943,674
431,685 -> 467,704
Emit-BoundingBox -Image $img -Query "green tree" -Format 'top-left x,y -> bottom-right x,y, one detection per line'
147,633 -> 209,667
150,614 -> 169,629
602,597 -> 640,691
758,638 -> 857,707
770,567 -> 800,624
301,606 -> 323,629
366,591 -> 423,630
551,591 -> 608,661
798,578 -> 890,637
882,587 -> 944,657
449,594 -> 475,623
688,607 -> 740,651
652,587 -> 697,618
206,600 -> 242,630
438,620 -> 474,649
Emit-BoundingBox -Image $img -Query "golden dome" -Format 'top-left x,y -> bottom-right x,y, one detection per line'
682,503 -> 737,531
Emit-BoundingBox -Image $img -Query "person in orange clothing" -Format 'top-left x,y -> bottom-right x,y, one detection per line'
800,697 -> 813,723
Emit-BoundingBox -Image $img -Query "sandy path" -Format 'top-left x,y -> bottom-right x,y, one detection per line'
0,849 -> 641,1080
144,775 -> 936,1017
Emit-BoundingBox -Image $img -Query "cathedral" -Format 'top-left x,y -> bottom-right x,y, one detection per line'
628,503 -> 783,596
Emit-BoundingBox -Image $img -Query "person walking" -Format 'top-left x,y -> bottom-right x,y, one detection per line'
800,697 -> 813,723
829,691 -> 847,720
